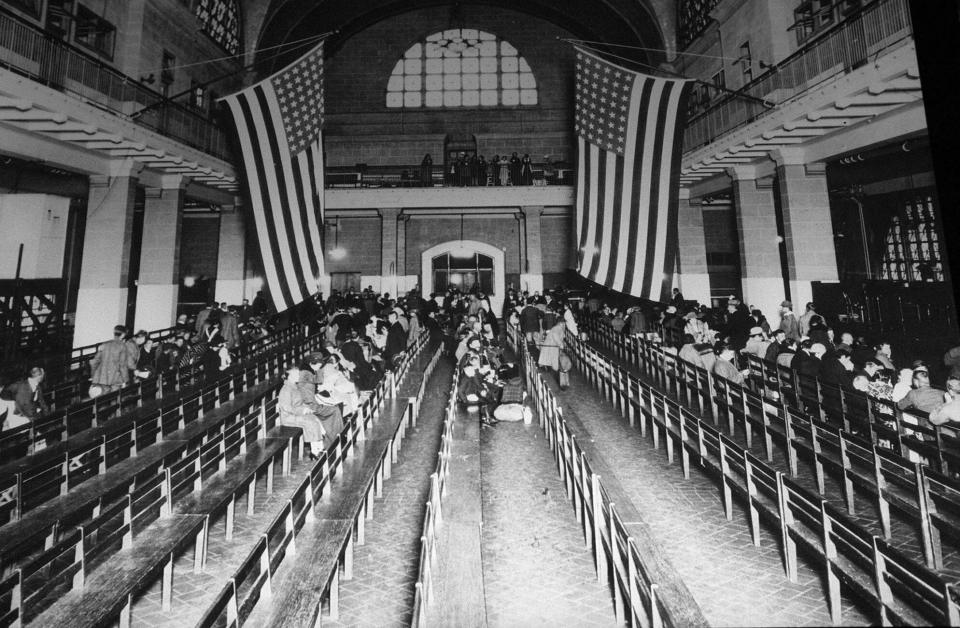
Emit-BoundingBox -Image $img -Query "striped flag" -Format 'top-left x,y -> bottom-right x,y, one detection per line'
574,47 -> 692,301
221,42 -> 326,311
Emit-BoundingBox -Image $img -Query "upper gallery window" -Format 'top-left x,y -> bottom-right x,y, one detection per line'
195,0 -> 240,55
386,29 -> 537,109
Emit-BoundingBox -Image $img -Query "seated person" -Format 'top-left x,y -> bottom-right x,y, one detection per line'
298,354 -> 344,451
1,367 -> 48,431
278,367 -> 327,458
457,353 -> 500,426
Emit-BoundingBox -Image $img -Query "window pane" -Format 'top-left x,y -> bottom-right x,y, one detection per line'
479,57 -> 497,73
462,90 -> 480,106
444,91 -> 461,107
406,43 -> 422,58
480,73 -> 497,89
500,41 -> 517,55
501,73 -> 518,89
519,72 -> 536,88
501,56 -> 518,72
520,89 -> 538,105
462,46 -> 479,58
443,57 -> 461,74
462,28 -> 478,40
478,40 -> 497,56
478,30 -> 495,40
387,75 -> 403,91
425,91 -> 443,107
444,74 -> 461,90
462,57 -> 479,73
462,73 -> 479,90
404,75 -> 421,90
502,89 -> 519,105
404,92 -> 422,107
519,58 -> 531,72
386,92 -> 403,107
480,90 -> 497,106
425,58 -> 443,74
404,58 -> 422,74
425,74 -> 443,90
425,42 -> 442,57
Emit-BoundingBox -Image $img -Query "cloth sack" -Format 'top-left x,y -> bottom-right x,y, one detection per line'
493,403 -> 532,423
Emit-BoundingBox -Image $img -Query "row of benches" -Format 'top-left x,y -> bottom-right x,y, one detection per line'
228,337 -> 442,628
581,316 -> 960,474
0,328 -> 313,527
579,317 -> 960,573
508,325 -> 710,628
4,329 -> 434,628
1,325 -> 305,463
567,329 -> 960,625
410,358 -> 458,627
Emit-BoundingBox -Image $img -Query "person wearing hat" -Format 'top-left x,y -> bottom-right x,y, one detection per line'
743,326 -> 771,359
711,340 -> 749,385
298,354 -> 344,451
764,329 -> 788,364
278,367 -> 328,459
778,300 -> 801,342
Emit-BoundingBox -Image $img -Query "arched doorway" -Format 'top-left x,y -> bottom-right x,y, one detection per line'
421,240 -> 505,315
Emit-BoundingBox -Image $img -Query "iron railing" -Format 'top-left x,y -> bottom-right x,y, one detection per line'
0,7 -> 231,161
682,0 -> 913,153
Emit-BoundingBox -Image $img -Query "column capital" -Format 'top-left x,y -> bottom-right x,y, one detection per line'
378,207 -> 401,219
771,147 -> 807,167
89,175 -> 111,189
678,187 -> 691,201
160,174 -> 188,191
726,164 -> 759,181
108,158 -> 144,179
520,205 -> 544,217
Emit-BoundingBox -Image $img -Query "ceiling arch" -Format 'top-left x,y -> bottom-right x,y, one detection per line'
253,0 -> 667,72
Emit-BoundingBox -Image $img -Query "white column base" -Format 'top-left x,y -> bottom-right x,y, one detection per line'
742,277 -> 787,334
676,273 -> 711,307
214,280 -> 246,307
135,284 -> 178,331
75,287 -> 127,348
519,273 -> 543,295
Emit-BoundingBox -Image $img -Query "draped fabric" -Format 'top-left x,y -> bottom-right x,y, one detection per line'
574,47 -> 693,300
221,42 -> 325,310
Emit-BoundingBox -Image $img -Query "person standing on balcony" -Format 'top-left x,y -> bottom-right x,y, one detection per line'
420,153 -> 433,187
499,155 -> 510,185
520,153 -> 533,185
509,152 -> 521,185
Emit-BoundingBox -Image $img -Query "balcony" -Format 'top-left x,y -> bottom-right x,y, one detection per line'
682,0 -> 913,154
0,7 -> 230,161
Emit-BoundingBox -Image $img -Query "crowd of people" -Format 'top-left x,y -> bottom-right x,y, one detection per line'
419,151 -> 541,187
579,287 -> 960,448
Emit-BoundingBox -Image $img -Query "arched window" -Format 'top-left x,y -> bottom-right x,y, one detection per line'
432,251 -> 495,295
386,29 -> 538,109
196,0 -> 241,56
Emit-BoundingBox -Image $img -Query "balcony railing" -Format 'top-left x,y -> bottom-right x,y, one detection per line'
682,0 -> 913,153
0,7 -> 231,161
325,163 -> 575,189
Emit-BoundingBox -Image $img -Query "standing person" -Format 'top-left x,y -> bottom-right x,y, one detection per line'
509,152 -> 521,186
799,302 -> 817,338
778,300 -> 801,342
383,310 -> 407,370
498,155 -> 510,186
519,297 -> 542,346
420,153 -> 433,187
278,367 -> 327,459
519,153 -> 533,185
89,325 -> 136,394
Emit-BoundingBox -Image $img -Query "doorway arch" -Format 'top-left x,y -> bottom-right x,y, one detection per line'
421,240 -> 505,316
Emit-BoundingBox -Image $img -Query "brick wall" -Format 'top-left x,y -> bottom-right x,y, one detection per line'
541,213 -> 573,272
323,216 -> 381,275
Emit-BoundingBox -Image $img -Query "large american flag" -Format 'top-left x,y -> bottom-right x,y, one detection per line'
574,47 -> 692,301
221,42 -> 325,311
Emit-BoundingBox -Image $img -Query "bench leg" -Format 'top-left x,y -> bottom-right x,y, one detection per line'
120,594 -> 132,628
357,508 -> 366,545
247,478 -> 256,516
327,568 -> 340,621
344,535 -> 354,580
226,497 -> 235,541
366,487 -> 374,521
267,458 -> 275,495
384,450 -> 392,480
162,554 -> 173,611
195,524 -> 207,573
375,460 -> 384,498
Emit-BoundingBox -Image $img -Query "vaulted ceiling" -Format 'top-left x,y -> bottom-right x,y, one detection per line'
252,0 -> 669,70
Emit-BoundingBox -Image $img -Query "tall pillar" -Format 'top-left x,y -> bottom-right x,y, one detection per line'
675,189 -> 711,305
520,205 -> 544,294
134,176 -> 183,331
74,161 -> 141,347
774,149 -> 839,311
379,207 -> 400,297
729,165 -> 784,327
215,204 -> 246,305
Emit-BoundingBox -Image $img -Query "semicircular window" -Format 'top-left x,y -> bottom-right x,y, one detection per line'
386,29 -> 538,109
196,0 -> 241,56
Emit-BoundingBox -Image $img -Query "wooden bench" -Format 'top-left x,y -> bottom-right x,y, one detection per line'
919,465 -> 960,570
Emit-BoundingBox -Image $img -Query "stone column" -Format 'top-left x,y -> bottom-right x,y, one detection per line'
74,161 -> 141,347
134,176 -> 184,331
729,165 -> 784,327
774,148 -> 839,312
520,205 -> 544,294
215,204 -> 246,305
675,188 -> 711,305
379,207 -> 400,297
